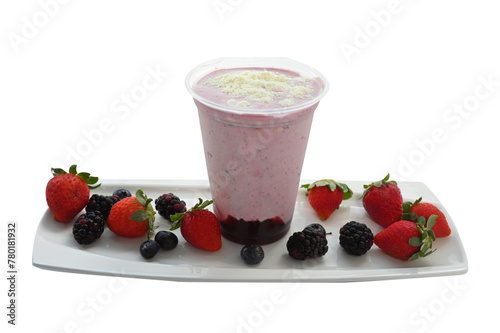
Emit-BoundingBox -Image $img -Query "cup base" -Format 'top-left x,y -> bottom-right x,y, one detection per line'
219,215 -> 291,245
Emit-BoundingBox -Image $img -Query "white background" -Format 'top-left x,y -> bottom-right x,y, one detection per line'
1,0 -> 499,332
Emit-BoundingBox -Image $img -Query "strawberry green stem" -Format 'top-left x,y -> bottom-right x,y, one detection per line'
301,179 -> 353,200
360,173 -> 396,199
401,197 -> 423,220
408,215 -> 437,261
129,189 -> 157,240
169,198 -> 213,231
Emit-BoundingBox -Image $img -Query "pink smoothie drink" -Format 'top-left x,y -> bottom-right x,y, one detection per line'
186,58 -> 328,245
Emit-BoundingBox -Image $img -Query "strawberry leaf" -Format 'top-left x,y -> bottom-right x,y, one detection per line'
416,216 -> 426,228
426,214 -> 438,229
69,164 -> 78,175
87,176 -> 101,189
409,237 -> 422,247
87,176 -> 99,184
130,208 -> 157,240
136,189 -> 147,206
300,183 -> 311,190
170,214 -> 184,230
422,249 -> 437,257
401,211 -> 419,221
77,172 -> 101,189
78,172 -> 90,179
408,252 -> 422,261
51,168 -> 67,176
335,181 -> 353,200
130,210 -> 149,222
135,189 -> 154,208
428,229 -> 436,240
191,198 -> 213,211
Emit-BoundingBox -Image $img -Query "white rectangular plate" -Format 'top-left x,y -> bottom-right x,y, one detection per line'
33,179 -> 468,282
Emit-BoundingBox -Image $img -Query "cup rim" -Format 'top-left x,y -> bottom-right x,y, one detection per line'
185,57 -> 329,115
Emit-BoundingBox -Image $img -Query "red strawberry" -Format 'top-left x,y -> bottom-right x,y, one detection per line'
301,179 -> 353,221
361,174 -> 403,228
170,199 -> 221,251
374,215 -> 437,261
46,165 -> 100,223
402,197 -> 451,237
107,189 -> 156,238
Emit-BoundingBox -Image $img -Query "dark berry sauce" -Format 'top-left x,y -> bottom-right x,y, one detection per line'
219,215 -> 291,245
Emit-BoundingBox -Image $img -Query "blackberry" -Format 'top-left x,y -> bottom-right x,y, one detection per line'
241,244 -> 265,265
286,227 -> 329,260
112,188 -> 131,200
303,223 -> 327,237
86,194 -> 119,220
154,231 -> 178,251
73,211 -> 105,245
155,193 -> 186,221
339,221 -> 374,256
140,239 -> 160,259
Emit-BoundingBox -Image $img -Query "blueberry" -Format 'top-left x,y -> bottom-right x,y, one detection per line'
112,189 -> 132,200
240,244 -> 265,265
140,239 -> 160,259
154,231 -> 178,251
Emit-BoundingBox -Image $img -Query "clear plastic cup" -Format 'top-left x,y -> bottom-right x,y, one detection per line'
186,57 -> 329,244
